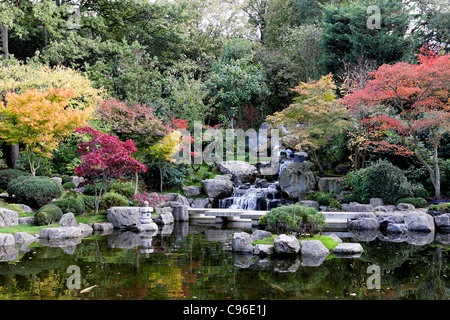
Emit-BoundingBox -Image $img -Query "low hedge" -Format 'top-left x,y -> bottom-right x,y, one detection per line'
34,204 -> 63,226
0,169 -> 31,191
7,176 -> 63,208
52,196 -> 85,215
396,197 -> 427,208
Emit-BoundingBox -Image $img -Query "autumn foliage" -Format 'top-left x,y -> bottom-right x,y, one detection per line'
74,126 -> 147,213
0,88 -> 92,175
342,45 -> 450,198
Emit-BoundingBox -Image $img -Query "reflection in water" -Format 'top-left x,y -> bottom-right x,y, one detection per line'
0,222 -> 448,300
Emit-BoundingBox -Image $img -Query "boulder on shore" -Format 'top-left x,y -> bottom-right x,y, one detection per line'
201,175 -> 234,199
217,161 -> 259,184
274,234 -> 300,254
279,161 -> 316,200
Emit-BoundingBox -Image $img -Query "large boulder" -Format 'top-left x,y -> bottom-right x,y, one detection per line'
0,208 -> 18,227
163,193 -> 190,207
182,185 -> 203,197
217,161 -> 259,183
435,213 -> 450,232
201,175 -> 234,199
0,233 -> 15,246
59,212 -> 78,227
298,200 -> 320,209
273,234 -> 300,255
404,211 -> 435,232
40,227 -> 82,239
300,240 -> 329,257
107,207 -> 141,229
317,177 -> 344,195
348,218 -> 380,230
231,232 -> 254,253
333,243 -> 364,255
172,205 -> 189,222
279,161 -> 316,200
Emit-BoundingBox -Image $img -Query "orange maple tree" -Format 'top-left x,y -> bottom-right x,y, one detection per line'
342,45 -> 450,199
0,88 -> 92,175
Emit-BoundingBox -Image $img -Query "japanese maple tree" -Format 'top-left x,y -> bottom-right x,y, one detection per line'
74,127 -> 147,214
342,45 -> 450,199
0,88 -> 92,175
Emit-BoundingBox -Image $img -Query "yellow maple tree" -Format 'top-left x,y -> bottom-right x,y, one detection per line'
0,88 -> 93,175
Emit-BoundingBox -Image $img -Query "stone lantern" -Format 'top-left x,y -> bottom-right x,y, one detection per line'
140,201 -> 153,225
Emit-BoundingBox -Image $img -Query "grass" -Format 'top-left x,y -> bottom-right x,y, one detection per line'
0,223 -> 61,234
253,234 -> 340,251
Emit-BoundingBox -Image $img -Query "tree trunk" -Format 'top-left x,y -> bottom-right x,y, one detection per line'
10,145 -> 19,168
0,25 -> 8,59
134,172 -> 139,195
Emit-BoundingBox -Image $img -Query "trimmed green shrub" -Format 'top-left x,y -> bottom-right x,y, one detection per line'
99,192 -> 129,211
0,169 -> 31,191
34,204 -> 63,226
342,193 -> 359,204
345,160 -> 413,204
110,180 -> 135,199
62,182 -> 77,190
316,194 -> 332,206
82,195 -> 96,214
396,197 -> 427,208
259,204 -> 326,236
7,176 -> 64,208
52,196 -> 85,215
428,203 -> 450,214
414,187 -> 430,200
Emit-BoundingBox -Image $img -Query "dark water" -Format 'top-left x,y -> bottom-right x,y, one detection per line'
0,223 -> 448,300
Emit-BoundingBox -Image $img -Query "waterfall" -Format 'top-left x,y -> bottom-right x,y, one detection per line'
219,184 -> 287,211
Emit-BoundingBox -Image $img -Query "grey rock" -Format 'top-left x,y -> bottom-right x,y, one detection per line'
59,212 -> 78,227
0,233 -> 15,246
91,222 -> 114,232
162,193 -> 190,207
253,244 -> 274,256
387,223 -> 408,234
154,212 -> 174,226
182,185 -> 203,197
404,211 -> 435,232
107,207 -> 141,229
274,234 -> 300,255
374,205 -> 397,212
134,222 -> 158,232
191,198 -> 212,209
435,213 -> 450,232
13,232 -> 37,245
232,232 -> 254,253
19,217 -> 34,226
172,205 -> 189,222
328,234 -> 343,244
18,204 -> 33,213
40,227 -> 82,239
351,204 -> 374,212
333,243 -> 364,255
279,161 -> 316,200
217,160 -> 259,183
70,176 -> 85,187
370,198 -> 384,208
78,223 -> 93,235
377,212 -> 405,229
252,230 -> 272,241
300,240 -> 329,257
201,176 -> 234,199
0,208 -> 18,227
298,200 -> 320,209
51,177 -> 62,185
397,203 -> 416,211
348,218 -> 380,230
317,177 -> 344,195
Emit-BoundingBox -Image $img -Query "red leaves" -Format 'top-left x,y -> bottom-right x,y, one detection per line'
74,127 -> 147,182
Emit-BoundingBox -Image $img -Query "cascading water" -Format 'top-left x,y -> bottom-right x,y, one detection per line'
218,148 -> 300,211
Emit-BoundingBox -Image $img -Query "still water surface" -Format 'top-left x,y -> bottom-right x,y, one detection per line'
0,222 -> 448,300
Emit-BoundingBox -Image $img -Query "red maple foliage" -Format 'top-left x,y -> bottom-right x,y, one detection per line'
74,126 -> 147,213
342,45 -> 450,198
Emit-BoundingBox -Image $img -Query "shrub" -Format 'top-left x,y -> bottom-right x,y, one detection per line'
328,198 -> 341,210
34,204 -> 63,226
0,169 -> 31,191
110,180 -> 135,199
82,195 -> 96,214
345,160 -> 413,204
130,192 -> 167,207
202,171 -> 213,179
414,187 -> 430,199
396,197 -> 427,208
428,203 -> 450,214
316,194 -> 332,206
7,176 -> 64,208
52,196 -> 85,215
342,193 -> 359,204
260,204 -> 326,236
62,182 -> 76,190
99,192 -> 129,211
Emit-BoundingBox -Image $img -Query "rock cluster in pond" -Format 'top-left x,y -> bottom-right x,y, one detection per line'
231,230 -> 364,266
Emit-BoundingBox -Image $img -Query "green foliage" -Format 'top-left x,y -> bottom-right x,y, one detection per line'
34,204 -> 63,226
7,176 -> 63,208
109,180 -> 135,199
52,196 -> 85,216
62,182 -> 76,190
81,195 -> 96,214
428,203 -> 450,214
260,204 -> 326,236
99,192 -> 129,212
345,160 -> 414,204
414,187 -> 430,200
0,169 -> 31,191
342,193 -> 359,204
396,197 -> 428,208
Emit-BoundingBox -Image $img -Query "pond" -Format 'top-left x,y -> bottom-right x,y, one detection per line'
0,222 -> 448,301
